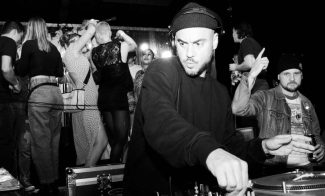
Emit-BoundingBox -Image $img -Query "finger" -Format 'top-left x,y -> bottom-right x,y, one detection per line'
316,150 -> 324,162
314,144 -> 322,154
225,165 -> 237,191
272,134 -> 292,146
256,48 -> 265,60
241,161 -> 249,190
291,141 -> 315,153
231,161 -> 243,192
291,134 -> 311,143
215,168 -> 227,189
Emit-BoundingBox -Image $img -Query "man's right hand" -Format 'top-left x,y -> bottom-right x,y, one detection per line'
248,48 -> 269,79
206,148 -> 248,196
9,82 -> 21,93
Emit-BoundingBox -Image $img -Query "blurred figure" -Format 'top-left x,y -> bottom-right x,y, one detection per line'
229,21 -> 269,93
12,49 -> 37,191
133,48 -> 154,105
126,51 -> 140,134
91,22 -> 137,163
232,53 -> 325,177
127,51 -> 141,80
229,21 -> 269,136
0,20 -> 23,176
62,19 -> 109,167
16,17 -> 64,196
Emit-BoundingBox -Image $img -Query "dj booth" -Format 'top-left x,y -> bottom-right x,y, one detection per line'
251,170 -> 325,196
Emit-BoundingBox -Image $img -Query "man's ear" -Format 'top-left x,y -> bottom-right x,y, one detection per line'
213,33 -> 219,50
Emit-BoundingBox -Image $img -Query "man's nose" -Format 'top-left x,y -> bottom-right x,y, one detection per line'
186,45 -> 194,57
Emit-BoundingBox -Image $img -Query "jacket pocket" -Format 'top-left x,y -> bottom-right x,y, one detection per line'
266,110 -> 289,136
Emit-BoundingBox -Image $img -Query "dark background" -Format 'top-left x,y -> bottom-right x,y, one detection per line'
1,0 -> 324,129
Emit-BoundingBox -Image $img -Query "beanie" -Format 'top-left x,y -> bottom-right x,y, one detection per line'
169,2 -> 222,34
276,54 -> 303,75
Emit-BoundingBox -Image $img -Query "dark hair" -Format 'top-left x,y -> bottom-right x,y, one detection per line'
128,51 -> 137,59
59,33 -> 80,48
233,21 -> 253,39
1,21 -> 24,34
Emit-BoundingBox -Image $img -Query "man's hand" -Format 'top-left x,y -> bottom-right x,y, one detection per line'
248,48 -> 269,79
206,148 -> 248,196
313,144 -> 325,162
9,79 -> 21,93
229,63 -> 238,71
262,134 -> 315,156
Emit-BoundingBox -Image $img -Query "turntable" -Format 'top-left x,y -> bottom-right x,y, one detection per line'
251,170 -> 325,196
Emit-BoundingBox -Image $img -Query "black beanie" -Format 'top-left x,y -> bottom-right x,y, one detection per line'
169,2 -> 222,34
276,54 -> 303,75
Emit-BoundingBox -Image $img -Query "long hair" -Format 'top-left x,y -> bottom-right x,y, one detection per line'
24,17 -> 51,52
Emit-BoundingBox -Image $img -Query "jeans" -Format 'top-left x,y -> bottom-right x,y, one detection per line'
0,103 -> 15,174
10,102 -> 29,181
28,82 -> 63,184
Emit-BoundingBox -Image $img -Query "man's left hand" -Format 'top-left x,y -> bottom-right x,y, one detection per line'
313,144 -> 325,162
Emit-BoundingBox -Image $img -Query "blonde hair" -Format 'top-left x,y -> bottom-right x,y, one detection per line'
24,17 -> 51,52
95,21 -> 112,44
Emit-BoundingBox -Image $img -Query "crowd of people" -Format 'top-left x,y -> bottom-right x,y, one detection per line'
0,1 -> 324,196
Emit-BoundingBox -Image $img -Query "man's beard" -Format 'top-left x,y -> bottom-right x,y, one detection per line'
281,82 -> 300,92
178,52 -> 214,77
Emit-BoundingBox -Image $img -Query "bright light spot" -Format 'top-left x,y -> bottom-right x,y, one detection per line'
161,50 -> 172,58
140,43 -> 149,51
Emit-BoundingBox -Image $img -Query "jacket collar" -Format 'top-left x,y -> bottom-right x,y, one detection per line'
274,85 -> 302,100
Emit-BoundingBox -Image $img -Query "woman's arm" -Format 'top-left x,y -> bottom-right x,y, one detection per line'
70,20 -> 97,55
116,30 -> 137,63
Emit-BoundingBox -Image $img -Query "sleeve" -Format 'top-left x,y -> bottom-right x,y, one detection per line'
309,103 -> 324,146
2,39 -> 17,60
141,62 -> 221,168
241,38 -> 263,59
16,41 -> 32,77
54,47 -> 64,77
232,74 -> 265,116
222,90 -> 267,164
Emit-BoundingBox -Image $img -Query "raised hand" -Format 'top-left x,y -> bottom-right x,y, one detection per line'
249,48 -> 269,78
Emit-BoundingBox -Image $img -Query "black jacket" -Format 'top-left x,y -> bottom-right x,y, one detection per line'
124,57 -> 266,195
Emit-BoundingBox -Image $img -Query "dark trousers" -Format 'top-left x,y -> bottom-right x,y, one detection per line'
10,102 -> 30,180
0,103 -> 16,174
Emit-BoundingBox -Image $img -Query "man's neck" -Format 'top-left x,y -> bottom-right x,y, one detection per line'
280,86 -> 298,99
1,33 -> 14,41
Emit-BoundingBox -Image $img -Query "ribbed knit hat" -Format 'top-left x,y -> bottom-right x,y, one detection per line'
169,2 -> 222,34
277,53 -> 303,75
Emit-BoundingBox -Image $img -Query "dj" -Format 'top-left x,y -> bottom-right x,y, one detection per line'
124,2 -> 315,196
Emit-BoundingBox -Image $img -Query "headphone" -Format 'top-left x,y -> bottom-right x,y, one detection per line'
168,7 -> 225,49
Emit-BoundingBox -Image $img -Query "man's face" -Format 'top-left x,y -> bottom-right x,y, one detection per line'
278,68 -> 302,92
14,31 -> 24,45
232,28 -> 239,43
175,27 -> 218,77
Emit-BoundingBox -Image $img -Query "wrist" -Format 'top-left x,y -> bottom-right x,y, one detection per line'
262,140 -> 269,155
12,79 -> 19,86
